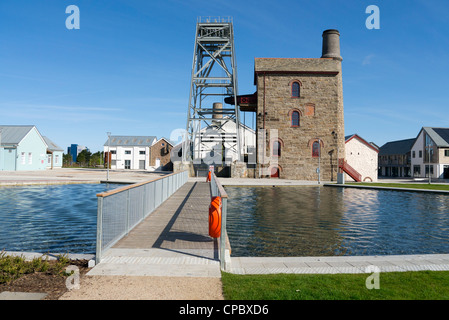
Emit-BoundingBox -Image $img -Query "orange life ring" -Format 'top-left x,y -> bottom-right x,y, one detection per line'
209,196 -> 222,238
206,171 -> 211,182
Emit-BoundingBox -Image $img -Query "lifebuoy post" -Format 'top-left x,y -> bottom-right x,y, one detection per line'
209,196 -> 222,238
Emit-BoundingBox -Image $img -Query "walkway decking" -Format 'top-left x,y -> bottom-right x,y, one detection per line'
88,181 -> 221,277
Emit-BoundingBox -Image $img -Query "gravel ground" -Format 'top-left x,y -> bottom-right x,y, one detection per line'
59,275 -> 224,300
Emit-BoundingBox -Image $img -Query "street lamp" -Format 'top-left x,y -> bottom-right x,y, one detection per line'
428,140 -> 431,184
107,132 -> 111,181
315,138 -> 322,184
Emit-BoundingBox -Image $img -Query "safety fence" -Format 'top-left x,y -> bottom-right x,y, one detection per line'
209,171 -> 231,271
95,171 -> 188,263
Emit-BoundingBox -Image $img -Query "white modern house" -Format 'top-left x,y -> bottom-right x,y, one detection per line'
344,134 -> 379,182
410,127 -> 449,179
103,135 -> 156,170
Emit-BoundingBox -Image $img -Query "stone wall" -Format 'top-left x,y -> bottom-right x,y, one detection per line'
150,139 -> 173,168
255,58 -> 345,181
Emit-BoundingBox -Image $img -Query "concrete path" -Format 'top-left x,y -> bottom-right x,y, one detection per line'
229,254 -> 449,275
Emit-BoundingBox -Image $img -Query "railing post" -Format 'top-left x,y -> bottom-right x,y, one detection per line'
96,196 -> 104,264
126,189 -> 130,235
220,197 -> 227,271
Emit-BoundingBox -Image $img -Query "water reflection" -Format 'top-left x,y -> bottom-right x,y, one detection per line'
0,183 -> 119,254
225,186 -> 449,257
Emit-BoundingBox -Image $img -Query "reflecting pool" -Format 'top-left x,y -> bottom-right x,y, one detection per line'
0,183 -> 120,254
225,186 -> 449,257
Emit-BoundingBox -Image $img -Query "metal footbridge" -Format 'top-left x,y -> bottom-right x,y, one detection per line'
91,171 -> 230,277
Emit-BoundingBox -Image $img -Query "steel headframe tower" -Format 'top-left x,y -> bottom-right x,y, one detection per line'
183,16 -> 241,163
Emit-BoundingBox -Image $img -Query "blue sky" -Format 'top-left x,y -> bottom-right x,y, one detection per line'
1,0 -> 449,152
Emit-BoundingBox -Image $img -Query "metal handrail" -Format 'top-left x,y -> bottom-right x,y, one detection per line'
197,16 -> 232,23
95,170 -> 188,263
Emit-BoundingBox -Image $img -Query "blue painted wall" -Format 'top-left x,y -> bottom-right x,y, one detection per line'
47,151 -> 63,169
0,148 -> 17,170
15,127 -> 47,171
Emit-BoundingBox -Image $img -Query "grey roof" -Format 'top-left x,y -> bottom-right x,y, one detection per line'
104,135 -> 157,147
0,125 -> 35,146
43,136 -> 64,152
423,127 -> 449,147
379,138 -> 415,156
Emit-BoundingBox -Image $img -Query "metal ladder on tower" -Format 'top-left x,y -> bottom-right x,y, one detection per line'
183,17 -> 241,164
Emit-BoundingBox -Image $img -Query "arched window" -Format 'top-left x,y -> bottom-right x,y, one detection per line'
291,111 -> 300,127
291,81 -> 300,98
312,141 -> 320,158
272,140 -> 281,157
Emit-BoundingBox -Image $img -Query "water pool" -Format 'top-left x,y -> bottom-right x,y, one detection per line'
0,183 -> 120,254
225,186 -> 449,257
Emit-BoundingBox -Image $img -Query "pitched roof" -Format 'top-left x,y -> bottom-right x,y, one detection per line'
0,125 -> 35,146
423,127 -> 449,147
152,137 -> 175,147
379,138 -> 415,156
104,135 -> 156,147
43,136 -> 64,152
345,134 -> 379,153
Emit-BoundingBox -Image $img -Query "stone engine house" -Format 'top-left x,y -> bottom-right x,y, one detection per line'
234,29 -> 345,181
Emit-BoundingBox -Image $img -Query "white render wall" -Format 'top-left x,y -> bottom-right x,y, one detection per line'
410,130 -> 425,177
104,146 -> 150,170
345,137 -> 378,182
411,130 -> 449,178
194,121 -> 256,164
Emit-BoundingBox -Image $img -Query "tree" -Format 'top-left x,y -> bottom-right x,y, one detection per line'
90,151 -> 103,167
63,153 -> 72,167
76,149 -> 91,167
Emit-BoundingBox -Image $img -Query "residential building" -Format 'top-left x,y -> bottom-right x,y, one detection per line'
411,127 -> 449,179
0,125 -> 48,171
149,137 -> 174,170
104,135 -> 156,170
378,138 -> 415,178
43,136 -> 64,169
344,134 -> 379,182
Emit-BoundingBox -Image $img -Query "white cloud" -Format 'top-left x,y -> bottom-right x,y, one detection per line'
362,54 -> 376,66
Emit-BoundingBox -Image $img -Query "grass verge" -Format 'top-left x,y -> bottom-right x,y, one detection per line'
346,182 -> 449,191
221,271 -> 449,300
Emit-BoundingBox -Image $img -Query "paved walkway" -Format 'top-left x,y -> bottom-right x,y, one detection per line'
229,254 -> 449,275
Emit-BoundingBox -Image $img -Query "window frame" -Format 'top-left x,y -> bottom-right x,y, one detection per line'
291,81 -> 301,98
272,140 -> 281,157
291,110 -> 300,127
312,141 -> 321,158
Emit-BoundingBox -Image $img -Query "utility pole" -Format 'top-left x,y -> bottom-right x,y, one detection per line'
107,132 -> 111,181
